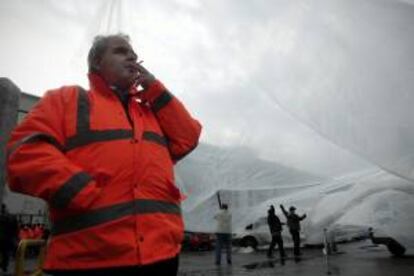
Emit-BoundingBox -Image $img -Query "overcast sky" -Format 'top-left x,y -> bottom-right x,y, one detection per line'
2,0 -> 414,179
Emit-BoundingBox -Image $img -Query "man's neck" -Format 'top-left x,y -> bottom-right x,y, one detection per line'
110,85 -> 129,95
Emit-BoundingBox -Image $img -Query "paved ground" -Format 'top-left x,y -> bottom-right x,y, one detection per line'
178,241 -> 414,276
3,240 -> 414,275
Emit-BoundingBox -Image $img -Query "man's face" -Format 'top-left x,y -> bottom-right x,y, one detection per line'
97,37 -> 138,90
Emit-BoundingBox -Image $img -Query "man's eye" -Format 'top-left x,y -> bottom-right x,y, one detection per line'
114,48 -> 128,54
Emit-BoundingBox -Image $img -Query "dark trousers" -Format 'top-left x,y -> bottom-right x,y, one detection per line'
290,230 -> 301,256
267,232 -> 285,258
215,233 -> 232,264
0,243 -> 13,272
47,255 -> 179,276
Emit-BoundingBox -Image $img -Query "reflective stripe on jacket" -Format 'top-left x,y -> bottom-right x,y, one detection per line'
6,73 -> 202,270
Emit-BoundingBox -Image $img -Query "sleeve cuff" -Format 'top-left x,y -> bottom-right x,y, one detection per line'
140,80 -> 167,104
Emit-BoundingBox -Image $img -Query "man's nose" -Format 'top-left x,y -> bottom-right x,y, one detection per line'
127,51 -> 137,61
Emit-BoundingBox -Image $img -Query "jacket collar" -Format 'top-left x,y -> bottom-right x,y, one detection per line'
88,73 -> 140,98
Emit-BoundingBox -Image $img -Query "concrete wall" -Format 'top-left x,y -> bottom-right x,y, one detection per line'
0,81 -> 45,217
0,78 -> 20,203
19,91 -> 39,113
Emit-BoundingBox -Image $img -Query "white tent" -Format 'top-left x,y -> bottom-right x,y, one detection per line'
1,0 -> 413,250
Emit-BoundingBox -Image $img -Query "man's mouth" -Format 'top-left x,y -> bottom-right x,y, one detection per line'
124,66 -> 139,77
126,64 -> 137,71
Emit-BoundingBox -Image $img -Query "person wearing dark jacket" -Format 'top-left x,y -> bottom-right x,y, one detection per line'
0,204 -> 18,273
267,205 -> 285,262
280,204 -> 306,259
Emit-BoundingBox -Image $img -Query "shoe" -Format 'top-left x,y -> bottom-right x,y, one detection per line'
227,260 -> 232,265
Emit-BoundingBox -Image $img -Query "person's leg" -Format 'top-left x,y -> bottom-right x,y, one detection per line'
267,235 -> 276,257
49,256 -> 180,276
1,244 -> 10,272
215,234 -> 223,265
292,230 -> 301,256
138,255 -> 179,276
295,231 -> 301,255
290,230 -> 298,256
276,234 -> 285,258
224,234 -> 231,264
48,267 -> 135,276
48,270 -> 105,276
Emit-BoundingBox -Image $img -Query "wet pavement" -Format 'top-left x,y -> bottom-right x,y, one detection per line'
178,241 -> 414,275
4,240 -> 413,275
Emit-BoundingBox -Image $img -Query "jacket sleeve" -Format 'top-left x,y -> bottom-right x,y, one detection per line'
6,89 -> 101,211
140,80 -> 202,162
280,205 -> 288,217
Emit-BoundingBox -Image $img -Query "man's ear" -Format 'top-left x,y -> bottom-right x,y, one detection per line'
92,57 -> 101,72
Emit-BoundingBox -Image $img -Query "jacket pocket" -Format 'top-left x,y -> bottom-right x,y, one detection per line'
67,170 -> 110,211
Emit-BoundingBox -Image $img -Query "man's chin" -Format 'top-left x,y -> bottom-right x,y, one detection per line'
116,78 -> 135,90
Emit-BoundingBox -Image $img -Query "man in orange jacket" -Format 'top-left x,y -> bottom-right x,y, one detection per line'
6,34 -> 202,275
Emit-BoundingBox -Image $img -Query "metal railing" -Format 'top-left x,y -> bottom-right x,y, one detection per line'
15,239 -> 46,276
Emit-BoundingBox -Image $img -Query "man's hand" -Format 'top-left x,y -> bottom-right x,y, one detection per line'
135,62 -> 156,89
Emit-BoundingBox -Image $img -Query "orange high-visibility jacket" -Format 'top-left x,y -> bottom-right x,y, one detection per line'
6,73 -> 202,270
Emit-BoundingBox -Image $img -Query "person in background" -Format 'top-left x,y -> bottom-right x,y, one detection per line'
0,204 -> 18,274
266,205 -> 286,263
214,204 -> 232,265
368,227 -> 406,257
33,224 -> 44,240
280,204 -> 306,260
6,33 -> 202,276
18,224 -> 35,242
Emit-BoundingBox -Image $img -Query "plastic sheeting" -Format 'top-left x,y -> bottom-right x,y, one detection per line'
262,0 -> 414,182
1,0 -> 413,250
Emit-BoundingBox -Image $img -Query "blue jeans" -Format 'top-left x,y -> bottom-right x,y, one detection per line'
215,233 -> 232,264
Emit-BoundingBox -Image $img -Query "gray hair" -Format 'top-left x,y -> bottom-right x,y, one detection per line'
87,33 -> 130,73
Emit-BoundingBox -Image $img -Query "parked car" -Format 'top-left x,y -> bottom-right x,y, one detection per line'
233,217 -> 270,249
182,231 -> 214,251
234,217 -> 298,250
